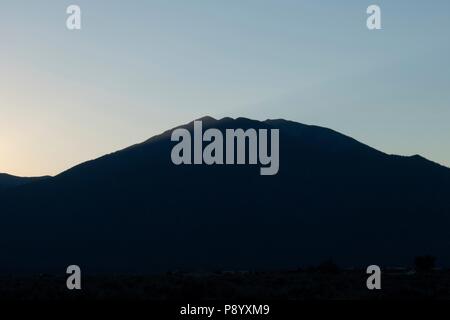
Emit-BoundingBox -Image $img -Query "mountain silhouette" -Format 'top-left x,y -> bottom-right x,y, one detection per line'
1,116 -> 450,274
0,173 -> 50,192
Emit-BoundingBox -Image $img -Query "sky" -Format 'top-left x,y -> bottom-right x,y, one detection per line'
1,0 -> 450,176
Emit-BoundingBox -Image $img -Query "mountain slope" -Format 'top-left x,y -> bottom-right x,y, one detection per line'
0,173 -> 51,192
1,116 -> 450,273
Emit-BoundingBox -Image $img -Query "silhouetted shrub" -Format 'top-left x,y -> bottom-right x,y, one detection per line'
317,259 -> 340,274
414,255 -> 436,273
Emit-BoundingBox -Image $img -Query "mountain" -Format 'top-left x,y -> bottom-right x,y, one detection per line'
1,116 -> 450,274
0,173 -> 51,192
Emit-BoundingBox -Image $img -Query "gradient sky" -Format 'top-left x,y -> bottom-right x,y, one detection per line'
1,0 -> 450,176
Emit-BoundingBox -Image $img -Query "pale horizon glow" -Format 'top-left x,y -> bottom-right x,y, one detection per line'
1,0 -> 450,176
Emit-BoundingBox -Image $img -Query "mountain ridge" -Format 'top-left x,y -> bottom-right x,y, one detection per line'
1,116 -> 449,273
0,173 -> 51,192
3,117 -> 445,182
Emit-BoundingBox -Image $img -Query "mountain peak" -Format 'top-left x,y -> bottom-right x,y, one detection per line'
195,115 -> 217,123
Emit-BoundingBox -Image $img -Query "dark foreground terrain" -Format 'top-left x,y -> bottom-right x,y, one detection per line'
1,269 -> 450,301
